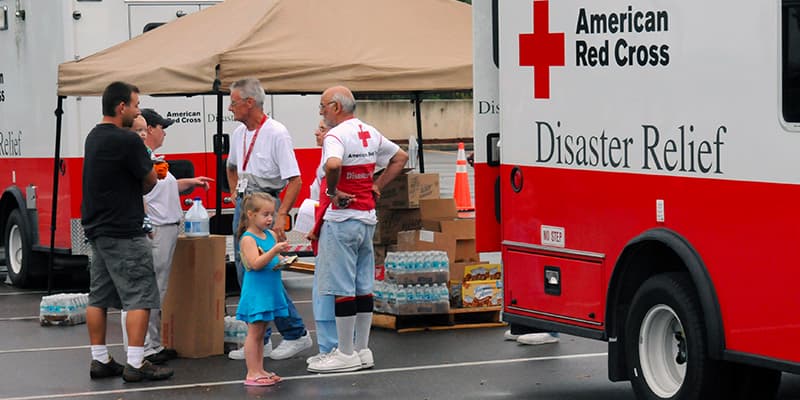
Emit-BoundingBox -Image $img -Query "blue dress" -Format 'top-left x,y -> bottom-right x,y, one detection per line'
236,231 -> 290,323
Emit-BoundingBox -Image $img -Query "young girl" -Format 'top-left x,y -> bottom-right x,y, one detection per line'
236,193 -> 291,386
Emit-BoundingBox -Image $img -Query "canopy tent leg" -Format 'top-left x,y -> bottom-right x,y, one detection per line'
413,92 -> 425,173
212,76 -> 226,234
48,96 -> 65,295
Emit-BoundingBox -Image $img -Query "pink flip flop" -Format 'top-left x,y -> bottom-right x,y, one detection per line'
244,375 -> 278,387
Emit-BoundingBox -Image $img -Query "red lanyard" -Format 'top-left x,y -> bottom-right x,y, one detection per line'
242,115 -> 267,172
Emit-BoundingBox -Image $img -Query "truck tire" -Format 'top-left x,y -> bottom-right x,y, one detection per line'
3,209 -> 38,287
625,273 -> 722,400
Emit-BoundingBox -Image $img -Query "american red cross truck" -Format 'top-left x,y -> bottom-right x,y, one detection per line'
0,0 -> 319,287
473,0 -> 800,398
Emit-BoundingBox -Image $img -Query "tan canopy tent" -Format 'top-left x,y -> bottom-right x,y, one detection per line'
57,0 -> 472,96
48,0 -> 472,289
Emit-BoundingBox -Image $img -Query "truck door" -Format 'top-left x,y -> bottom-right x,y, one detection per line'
473,0 -> 502,252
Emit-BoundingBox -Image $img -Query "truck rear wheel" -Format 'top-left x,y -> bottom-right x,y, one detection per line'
3,209 -> 38,287
625,273 -> 721,400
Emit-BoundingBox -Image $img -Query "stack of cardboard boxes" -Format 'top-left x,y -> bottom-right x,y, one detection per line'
372,170 -> 440,264
373,170 -> 500,314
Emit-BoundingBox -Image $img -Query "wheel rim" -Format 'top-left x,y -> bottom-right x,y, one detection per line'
639,304 -> 687,398
7,224 -> 23,275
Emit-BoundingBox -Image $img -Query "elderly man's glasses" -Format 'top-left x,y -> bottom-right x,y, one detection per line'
319,101 -> 336,110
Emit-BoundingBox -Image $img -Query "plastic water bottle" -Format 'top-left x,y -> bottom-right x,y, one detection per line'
184,197 -> 210,237
384,253 -> 396,272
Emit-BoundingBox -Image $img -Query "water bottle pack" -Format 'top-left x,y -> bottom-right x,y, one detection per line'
39,293 -> 89,326
184,197 -> 210,237
223,316 -> 248,352
373,280 -> 451,315
383,251 -> 449,286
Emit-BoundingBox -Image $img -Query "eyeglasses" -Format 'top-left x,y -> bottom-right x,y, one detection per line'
319,101 -> 336,111
230,98 -> 249,107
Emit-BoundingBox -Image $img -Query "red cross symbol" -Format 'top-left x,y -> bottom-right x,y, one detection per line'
357,125 -> 371,147
519,0 -> 564,99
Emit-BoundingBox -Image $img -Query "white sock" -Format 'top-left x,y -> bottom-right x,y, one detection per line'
335,315 -> 356,355
127,346 -> 145,368
354,312 -> 372,351
91,345 -> 110,363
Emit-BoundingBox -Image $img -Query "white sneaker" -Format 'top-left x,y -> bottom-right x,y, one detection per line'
227,338 -> 273,360
516,333 -> 559,345
269,331 -> 312,360
357,348 -> 374,369
503,330 -> 519,341
306,350 -> 334,365
307,348 -> 362,373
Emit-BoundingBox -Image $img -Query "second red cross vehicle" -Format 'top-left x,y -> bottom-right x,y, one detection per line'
473,0 -> 800,399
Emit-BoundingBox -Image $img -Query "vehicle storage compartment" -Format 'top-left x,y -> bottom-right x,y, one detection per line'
504,248 -> 605,328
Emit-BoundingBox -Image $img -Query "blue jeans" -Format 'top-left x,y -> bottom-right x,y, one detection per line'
233,196 -> 306,340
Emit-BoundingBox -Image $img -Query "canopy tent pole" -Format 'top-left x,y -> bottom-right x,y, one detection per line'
47,96 -> 66,295
212,75 -> 226,234
413,92 -> 425,173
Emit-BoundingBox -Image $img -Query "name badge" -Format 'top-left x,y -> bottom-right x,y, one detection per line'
236,178 -> 248,194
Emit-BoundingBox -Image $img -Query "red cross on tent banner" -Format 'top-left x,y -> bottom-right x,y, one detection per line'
519,0 -> 565,99
357,125 -> 371,147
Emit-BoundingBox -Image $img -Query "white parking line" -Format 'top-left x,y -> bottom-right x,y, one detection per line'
0,291 -> 48,296
0,330 -> 316,355
0,344 -> 124,354
0,310 -> 121,322
0,352 -> 608,400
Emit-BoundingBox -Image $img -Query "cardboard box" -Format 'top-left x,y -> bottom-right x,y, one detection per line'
397,230 -> 480,265
464,263 -> 502,282
421,218 -> 476,240
162,235 -> 226,358
378,172 -> 440,209
450,261 -> 488,283
419,198 -> 458,220
462,279 -> 503,308
374,208 -> 422,244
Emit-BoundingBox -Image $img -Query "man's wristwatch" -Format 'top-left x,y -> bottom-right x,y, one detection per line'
326,188 -> 337,198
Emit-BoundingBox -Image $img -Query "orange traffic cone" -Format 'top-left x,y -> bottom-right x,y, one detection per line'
454,142 -> 474,212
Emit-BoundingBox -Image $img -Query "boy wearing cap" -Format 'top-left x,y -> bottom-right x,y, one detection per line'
120,108 -> 212,364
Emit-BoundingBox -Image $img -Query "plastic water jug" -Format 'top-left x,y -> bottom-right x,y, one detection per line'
184,197 -> 210,237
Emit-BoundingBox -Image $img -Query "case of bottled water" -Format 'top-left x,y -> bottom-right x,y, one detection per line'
39,293 -> 89,326
223,316 -> 248,352
376,251 -> 451,315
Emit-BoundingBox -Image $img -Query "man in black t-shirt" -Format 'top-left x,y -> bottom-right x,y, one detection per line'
81,81 -> 173,382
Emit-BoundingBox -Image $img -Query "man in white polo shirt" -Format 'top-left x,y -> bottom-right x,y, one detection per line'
225,78 -> 312,360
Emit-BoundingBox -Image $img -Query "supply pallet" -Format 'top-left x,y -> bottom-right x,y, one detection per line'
372,306 -> 506,333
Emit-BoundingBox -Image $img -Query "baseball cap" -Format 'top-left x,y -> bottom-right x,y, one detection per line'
141,108 -> 174,129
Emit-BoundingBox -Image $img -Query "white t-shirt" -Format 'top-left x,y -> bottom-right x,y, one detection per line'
227,116 -> 300,193
144,172 -> 183,225
322,118 -> 400,224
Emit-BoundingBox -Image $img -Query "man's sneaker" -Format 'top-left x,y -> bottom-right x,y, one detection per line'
122,360 -> 174,382
307,348 -> 362,373
228,339 -> 272,360
90,357 -> 124,379
144,348 -> 178,365
306,350 -> 334,365
516,332 -> 560,345
269,332 -> 312,360
503,330 -> 519,341
357,348 -> 374,369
